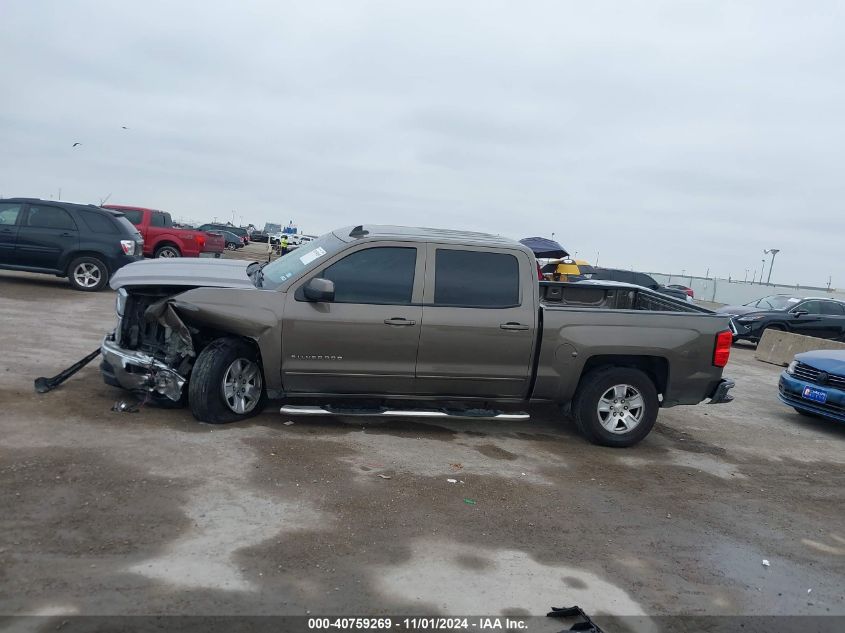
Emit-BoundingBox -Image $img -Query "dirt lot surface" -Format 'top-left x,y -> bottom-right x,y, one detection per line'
1,269 -> 844,624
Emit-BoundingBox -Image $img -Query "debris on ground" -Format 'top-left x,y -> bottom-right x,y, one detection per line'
111,399 -> 141,413
33,348 -> 101,394
547,605 -> 605,633
377,474 -> 391,479
450,463 -> 463,471
463,498 -> 477,505
283,421 -> 295,426
447,478 -> 458,483
762,559 -> 770,567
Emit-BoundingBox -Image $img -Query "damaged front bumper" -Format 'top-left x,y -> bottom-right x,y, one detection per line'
708,378 -> 735,404
100,335 -> 186,401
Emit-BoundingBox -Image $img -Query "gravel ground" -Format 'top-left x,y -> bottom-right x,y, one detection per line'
1,268 -> 843,624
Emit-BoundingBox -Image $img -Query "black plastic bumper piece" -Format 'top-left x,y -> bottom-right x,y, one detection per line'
708,378 -> 735,404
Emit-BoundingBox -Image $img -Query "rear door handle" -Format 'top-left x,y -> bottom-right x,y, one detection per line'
500,322 -> 529,331
384,317 -> 416,326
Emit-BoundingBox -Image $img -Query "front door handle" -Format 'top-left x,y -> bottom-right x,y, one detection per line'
384,317 -> 416,326
500,322 -> 529,331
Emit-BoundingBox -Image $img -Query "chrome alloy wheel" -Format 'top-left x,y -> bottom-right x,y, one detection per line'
222,358 -> 263,414
597,384 -> 645,434
72,262 -> 102,288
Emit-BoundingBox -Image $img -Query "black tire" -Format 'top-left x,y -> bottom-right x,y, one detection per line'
226,243 -> 237,251
67,255 -> 109,291
572,366 -> 659,447
189,338 -> 266,424
154,244 -> 181,258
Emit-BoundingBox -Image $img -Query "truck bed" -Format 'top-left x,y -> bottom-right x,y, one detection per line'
539,280 -> 710,313
534,281 -> 731,407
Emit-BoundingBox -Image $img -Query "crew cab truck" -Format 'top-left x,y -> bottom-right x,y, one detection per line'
104,205 -> 225,259
100,225 -> 735,447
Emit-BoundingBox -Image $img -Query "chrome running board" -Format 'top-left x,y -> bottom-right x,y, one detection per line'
279,405 -> 529,421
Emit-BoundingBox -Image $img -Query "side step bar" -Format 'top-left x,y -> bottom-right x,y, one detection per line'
279,405 -> 529,421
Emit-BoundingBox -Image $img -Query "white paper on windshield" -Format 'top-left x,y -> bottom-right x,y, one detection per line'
299,247 -> 327,265
787,298 -> 800,303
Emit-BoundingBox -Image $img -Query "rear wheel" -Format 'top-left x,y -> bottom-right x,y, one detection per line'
154,244 -> 181,258
189,338 -> 266,423
67,256 -> 109,291
572,367 -> 659,447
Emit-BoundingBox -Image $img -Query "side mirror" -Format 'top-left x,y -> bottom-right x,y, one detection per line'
792,310 -> 808,317
303,277 -> 335,302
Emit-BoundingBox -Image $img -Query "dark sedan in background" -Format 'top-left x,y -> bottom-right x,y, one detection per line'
717,295 -> 845,344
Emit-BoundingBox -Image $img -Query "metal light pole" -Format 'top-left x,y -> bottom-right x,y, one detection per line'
764,249 -> 780,286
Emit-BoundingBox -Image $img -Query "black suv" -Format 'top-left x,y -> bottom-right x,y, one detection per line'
0,198 -> 143,291
587,268 -> 691,302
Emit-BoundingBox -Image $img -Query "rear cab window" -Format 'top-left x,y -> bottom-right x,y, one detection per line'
121,209 -> 144,225
433,249 -> 520,307
150,211 -> 173,228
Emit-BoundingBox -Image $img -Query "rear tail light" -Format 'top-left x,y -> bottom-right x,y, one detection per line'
713,330 -> 732,367
120,240 -> 134,255
196,234 -> 206,249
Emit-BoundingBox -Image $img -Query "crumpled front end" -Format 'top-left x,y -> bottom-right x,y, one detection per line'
100,288 -> 196,401
100,335 -> 187,400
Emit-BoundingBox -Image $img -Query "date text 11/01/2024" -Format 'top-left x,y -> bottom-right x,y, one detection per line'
307,617 -> 528,630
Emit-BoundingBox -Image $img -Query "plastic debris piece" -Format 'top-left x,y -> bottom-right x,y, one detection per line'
463,498 -> 477,505
377,474 -> 391,479
450,463 -> 463,471
762,559 -> 770,567
447,478 -> 458,483
807,588 -> 812,594
112,400 -> 140,413
283,421 -> 294,426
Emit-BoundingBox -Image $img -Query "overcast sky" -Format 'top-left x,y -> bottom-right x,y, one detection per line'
2,1 -> 843,286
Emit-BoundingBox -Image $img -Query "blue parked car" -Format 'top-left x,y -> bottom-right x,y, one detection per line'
778,350 -> 845,423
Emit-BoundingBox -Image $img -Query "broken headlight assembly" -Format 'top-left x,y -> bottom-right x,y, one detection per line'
115,288 -> 128,317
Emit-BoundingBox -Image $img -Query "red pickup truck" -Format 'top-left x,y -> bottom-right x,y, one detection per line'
104,205 -> 225,259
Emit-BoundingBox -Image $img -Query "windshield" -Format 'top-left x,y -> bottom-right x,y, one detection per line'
260,231 -> 346,289
747,295 -> 801,310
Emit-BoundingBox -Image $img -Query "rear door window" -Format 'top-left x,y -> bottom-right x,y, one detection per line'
434,249 -> 519,308
25,205 -> 77,230
321,247 -> 417,304
820,301 -> 845,315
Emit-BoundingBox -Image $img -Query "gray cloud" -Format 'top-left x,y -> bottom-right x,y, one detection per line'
1,0 -> 844,286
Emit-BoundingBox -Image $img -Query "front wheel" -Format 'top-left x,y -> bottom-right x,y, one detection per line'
572,367 -> 659,447
189,338 -> 266,423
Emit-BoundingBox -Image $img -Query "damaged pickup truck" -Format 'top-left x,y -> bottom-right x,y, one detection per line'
101,225 -> 735,447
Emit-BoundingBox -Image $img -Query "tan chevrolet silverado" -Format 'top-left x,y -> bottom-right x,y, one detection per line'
100,225 -> 735,447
